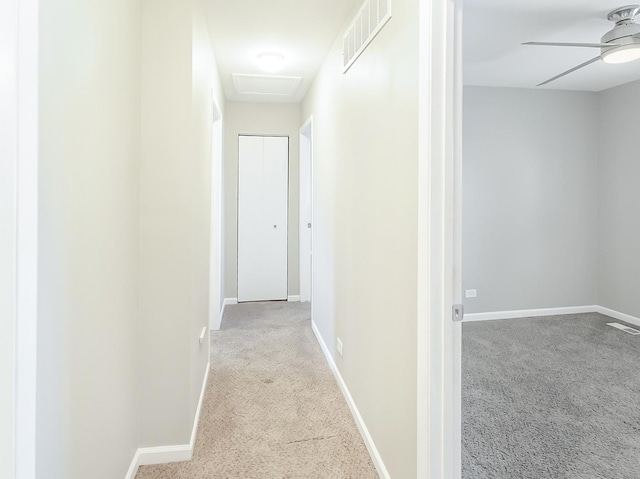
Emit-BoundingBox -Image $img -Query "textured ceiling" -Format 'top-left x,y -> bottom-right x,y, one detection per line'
464,0 -> 640,91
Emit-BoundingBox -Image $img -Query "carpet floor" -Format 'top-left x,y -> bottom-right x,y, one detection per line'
463,312 -> 640,479
136,301 -> 378,479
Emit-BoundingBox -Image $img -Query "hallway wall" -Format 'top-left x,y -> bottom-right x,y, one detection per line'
37,0 -> 142,477
223,102 -> 301,300
139,0 -> 224,447
301,0 -> 420,475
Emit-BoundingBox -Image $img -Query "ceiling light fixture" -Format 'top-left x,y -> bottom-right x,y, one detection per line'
601,43 -> 640,64
256,52 -> 285,73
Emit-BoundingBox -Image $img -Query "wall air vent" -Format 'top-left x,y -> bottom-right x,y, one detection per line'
607,322 -> 640,335
343,0 -> 392,73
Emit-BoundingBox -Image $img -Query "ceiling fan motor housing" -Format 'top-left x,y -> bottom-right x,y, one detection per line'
602,5 -> 640,43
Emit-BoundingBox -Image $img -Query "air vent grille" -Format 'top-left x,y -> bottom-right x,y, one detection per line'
343,0 -> 393,73
607,322 -> 640,335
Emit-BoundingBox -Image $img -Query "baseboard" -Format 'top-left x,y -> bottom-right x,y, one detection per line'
287,295 -> 300,302
223,297 -> 238,306
595,306 -> 640,329
124,362 -> 210,478
310,321 -> 391,479
464,305 -> 597,322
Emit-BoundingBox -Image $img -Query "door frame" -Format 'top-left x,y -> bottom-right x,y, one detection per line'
298,115 -> 313,305
416,0 -> 462,477
4,0 -> 39,476
209,98 -> 223,330
236,134 -> 290,303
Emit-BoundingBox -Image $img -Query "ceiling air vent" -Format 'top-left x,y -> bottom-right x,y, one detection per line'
343,0 -> 392,73
232,74 -> 302,97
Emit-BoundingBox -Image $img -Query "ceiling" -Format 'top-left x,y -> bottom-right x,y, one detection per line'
464,0 -> 640,91
204,0 -> 360,103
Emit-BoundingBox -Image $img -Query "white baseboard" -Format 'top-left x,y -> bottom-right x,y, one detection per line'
595,306 -> 640,329
310,321 -> 391,479
287,295 -> 300,302
223,297 -> 238,306
463,304 -> 640,329
464,305 -> 597,322
125,362 -> 211,478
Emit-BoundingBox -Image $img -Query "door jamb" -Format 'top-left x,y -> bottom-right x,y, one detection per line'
15,0 -> 39,476
298,115 -> 313,308
417,0 -> 462,477
210,98 -> 223,330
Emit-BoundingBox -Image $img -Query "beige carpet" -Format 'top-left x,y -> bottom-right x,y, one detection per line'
136,301 -> 378,479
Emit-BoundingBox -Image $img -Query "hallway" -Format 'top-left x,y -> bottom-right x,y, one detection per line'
136,302 -> 378,479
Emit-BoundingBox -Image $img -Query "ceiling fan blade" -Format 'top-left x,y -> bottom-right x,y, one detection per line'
537,56 -> 601,87
523,41 -> 612,48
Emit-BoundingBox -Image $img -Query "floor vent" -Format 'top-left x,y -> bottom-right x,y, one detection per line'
607,322 -> 640,335
343,0 -> 392,73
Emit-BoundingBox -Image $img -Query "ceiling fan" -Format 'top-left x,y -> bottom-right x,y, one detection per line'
523,5 -> 640,86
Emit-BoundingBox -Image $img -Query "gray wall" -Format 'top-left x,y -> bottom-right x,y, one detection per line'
598,79 -> 640,318
301,0 -> 419,474
463,87 -> 599,314
37,0 -> 142,476
223,102 -> 301,299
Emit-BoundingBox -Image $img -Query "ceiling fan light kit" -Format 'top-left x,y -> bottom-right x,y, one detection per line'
601,43 -> 640,64
524,5 -> 640,86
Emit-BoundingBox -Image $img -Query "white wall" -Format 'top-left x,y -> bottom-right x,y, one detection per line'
37,0 -> 142,476
223,102 -> 301,300
301,0 -> 420,475
139,0 -> 223,447
598,79 -> 640,319
463,87 -> 599,314
0,0 -> 18,474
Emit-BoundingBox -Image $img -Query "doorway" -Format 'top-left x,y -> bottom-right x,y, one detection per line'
299,117 -> 313,304
209,100 -> 223,329
237,135 -> 289,303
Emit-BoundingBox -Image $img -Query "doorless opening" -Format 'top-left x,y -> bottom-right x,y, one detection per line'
299,117 -> 313,305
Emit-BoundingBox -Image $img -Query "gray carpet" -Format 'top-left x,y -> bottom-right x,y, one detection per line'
136,301 -> 378,479
463,313 -> 640,479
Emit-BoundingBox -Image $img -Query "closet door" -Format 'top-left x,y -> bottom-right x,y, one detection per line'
237,135 -> 288,302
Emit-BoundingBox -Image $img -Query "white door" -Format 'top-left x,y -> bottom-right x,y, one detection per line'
238,135 -> 289,302
299,119 -> 312,303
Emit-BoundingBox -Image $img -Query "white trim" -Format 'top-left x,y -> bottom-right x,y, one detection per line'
15,0 -> 39,476
298,115 -> 313,305
464,305 -> 598,322
220,302 -> 225,321
595,306 -> 640,329
287,295 -> 300,302
311,321 -> 391,479
209,99 -> 223,332
417,0 -> 461,476
125,363 -> 210,478
219,297 -> 237,321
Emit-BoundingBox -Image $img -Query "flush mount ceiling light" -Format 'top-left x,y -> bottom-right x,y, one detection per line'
256,52 -> 285,73
601,43 -> 640,63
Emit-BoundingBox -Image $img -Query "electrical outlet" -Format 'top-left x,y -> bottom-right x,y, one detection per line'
336,338 -> 343,357
465,289 -> 477,299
